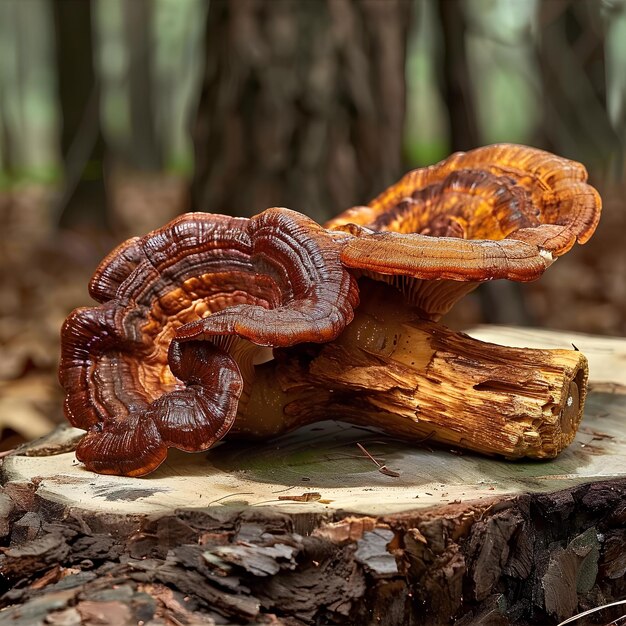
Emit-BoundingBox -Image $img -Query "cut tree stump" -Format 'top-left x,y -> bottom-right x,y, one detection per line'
1,326 -> 626,625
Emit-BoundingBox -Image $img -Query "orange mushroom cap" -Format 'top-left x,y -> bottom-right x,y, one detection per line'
326,144 -> 601,319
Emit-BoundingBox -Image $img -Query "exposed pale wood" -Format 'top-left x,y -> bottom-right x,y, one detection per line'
468,324 -> 626,392
2,385 -> 625,520
238,284 -> 589,460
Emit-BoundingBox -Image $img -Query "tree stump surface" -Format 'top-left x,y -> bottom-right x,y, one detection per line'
1,326 -> 626,625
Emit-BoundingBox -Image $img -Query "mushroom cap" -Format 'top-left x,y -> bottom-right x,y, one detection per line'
326,144 -> 601,318
59,208 -> 359,476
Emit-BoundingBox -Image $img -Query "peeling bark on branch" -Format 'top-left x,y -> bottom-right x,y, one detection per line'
241,283 -> 588,460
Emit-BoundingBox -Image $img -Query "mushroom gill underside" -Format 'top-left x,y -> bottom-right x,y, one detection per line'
59,144 -> 602,476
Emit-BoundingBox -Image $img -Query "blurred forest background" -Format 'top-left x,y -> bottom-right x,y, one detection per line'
0,0 -> 625,449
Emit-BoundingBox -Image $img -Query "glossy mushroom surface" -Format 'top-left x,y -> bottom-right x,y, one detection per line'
59,208 -> 359,476
59,144 -> 602,476
326,144 -> 601,319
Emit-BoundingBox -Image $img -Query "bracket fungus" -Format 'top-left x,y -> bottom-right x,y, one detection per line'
60,144 -> 601,476
326,143 -> 600,319
60,209 -> 359,475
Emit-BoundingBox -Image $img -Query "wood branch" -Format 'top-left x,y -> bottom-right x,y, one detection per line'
239,285 -> 588,460
468,324 -> 626,393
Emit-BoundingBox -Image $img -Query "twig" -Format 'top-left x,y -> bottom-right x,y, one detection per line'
278,492 -> 321,502
356,443 -> 400,478
556,599 -> 626,625
356,443 -> 382,468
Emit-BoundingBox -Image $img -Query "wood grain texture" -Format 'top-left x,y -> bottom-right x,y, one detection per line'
238,283 -> 589,460
468,325 -> 626,393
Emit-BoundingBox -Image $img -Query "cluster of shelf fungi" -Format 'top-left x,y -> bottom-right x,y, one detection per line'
2,143 -> 625,625
58,143 -> 600,476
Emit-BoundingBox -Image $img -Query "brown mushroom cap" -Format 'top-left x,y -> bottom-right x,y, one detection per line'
59,208 -> 359,476
326,144 -> 601,318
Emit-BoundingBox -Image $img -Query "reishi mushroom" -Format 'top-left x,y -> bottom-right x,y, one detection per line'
59,144 -> 602,476
326,143 -> 600,319
60,209 -> 358,475
236,144 -> 599,459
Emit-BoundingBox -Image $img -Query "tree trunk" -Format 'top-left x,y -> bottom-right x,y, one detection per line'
192,0 -> 411,222
52,0 -> 107,227
123,0 -> 161,171
536,0 -> 618,173
436,0 -> 479,153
